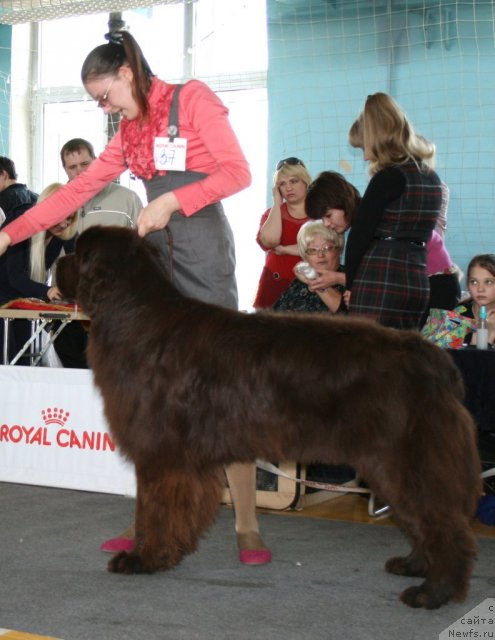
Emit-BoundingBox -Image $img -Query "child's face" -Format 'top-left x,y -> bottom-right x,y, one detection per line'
468,265 -> 495,307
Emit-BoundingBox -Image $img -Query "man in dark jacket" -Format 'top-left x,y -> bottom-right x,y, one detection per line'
0,157 -> 37,222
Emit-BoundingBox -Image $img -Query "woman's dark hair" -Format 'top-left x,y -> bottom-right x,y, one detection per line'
305,171 -> 361,227
81,31 -> 154,118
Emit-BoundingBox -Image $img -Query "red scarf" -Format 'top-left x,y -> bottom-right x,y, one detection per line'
119,77 -> 176,180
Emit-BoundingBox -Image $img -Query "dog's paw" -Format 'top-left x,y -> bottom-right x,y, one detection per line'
107,551 -> 155,575
400,585 -> 450,609
385,556 -> 427,577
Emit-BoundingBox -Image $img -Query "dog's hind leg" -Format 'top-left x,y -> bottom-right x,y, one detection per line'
364,457 -> 477,608
108,463 -> 224,575
377,478 -> 477,609
398,512 -> 476,609
380,490 -> 477,609
385,540 -> 428,578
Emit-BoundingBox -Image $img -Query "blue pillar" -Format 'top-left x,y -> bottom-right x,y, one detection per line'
0,25 -> 12,156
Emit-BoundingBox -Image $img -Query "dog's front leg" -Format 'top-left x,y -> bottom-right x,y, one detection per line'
108,462 -> 224,575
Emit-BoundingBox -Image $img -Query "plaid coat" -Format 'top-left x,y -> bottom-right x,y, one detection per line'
347,162 -> 442,329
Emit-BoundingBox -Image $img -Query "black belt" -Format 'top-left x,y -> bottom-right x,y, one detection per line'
374,236 -> 426,248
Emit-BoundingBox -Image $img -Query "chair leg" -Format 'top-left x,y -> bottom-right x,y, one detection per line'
368,492 -> 391,518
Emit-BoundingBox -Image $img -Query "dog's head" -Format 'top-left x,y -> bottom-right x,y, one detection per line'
56,225 -> 171,316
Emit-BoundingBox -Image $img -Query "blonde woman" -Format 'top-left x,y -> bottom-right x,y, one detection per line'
0,183 -> 77,304
0,183 -> 78,362
254,157 -> 312,308
345,93 -> 443,329
28,183 -> 78,300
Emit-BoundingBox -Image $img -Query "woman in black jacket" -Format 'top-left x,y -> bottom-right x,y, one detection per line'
0,183 -> 78,363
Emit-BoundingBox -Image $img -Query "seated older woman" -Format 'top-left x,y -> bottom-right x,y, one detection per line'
273,220 -> 345,313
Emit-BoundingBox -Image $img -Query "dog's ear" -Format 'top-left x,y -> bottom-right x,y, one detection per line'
55,255 -> 78,299
75,226 -> 141,314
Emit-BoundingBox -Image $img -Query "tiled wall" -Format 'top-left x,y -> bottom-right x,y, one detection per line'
267,0 -> 495,280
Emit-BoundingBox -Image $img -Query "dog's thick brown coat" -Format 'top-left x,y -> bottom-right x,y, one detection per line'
57,226 -> 481,609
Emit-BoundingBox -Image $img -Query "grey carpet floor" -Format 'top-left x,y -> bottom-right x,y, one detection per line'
0,482 -> 493,640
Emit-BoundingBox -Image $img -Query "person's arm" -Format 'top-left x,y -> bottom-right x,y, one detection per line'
0,133 -> 127,248
345,167 -> 406,290
170,80 -> 251,215
259,187 -> 284,247
315,286 -> 343,313
137,81 -> 251,236
4,242 -> 50,300
256,207 -> 300,255
255,209 -> 271,250
272,243 -> 300,257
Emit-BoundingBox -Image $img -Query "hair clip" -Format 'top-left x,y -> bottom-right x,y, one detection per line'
105,31 -> 125,46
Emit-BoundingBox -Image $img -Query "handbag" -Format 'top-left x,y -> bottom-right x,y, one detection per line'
421,307 -> 477,349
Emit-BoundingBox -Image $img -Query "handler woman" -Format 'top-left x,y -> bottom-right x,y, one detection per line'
0,30 -> 270,565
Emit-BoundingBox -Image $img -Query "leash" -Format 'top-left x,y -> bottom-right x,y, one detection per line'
165,227 -> 174,282
256,459 -> 371,495
255,461 -> 392,518
161,83 -> 184,285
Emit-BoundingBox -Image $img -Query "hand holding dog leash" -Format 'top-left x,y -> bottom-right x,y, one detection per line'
136,191 -> 180,237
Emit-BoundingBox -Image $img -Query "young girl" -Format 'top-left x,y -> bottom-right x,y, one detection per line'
456,254 -> 495,346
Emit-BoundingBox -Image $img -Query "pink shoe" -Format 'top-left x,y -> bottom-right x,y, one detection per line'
239,548 -> 272,565
100,537 -> 135,553
237,531 -> 272,565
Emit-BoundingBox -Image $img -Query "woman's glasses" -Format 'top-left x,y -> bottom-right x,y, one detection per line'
276,157 -> 306,171
96,76 -> 116,108
306,245 -> 335,256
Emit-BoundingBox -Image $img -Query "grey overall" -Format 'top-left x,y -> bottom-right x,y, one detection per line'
142,85 -> 238,310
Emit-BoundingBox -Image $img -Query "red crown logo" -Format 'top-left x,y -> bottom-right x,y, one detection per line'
41,408 -> 70,426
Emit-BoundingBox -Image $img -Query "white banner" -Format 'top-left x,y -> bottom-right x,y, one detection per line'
0,365 -> 136,496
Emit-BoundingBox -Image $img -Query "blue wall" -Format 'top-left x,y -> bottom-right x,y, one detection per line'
0,25 -> 11,157
267,0 -> 495,280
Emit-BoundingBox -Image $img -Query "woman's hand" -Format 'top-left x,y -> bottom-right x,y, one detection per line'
0,230 -> 12,257
343,290 -> 351,307
272,184 -> 283,207
272,243 -> 300,257
307,270 -> 346,292
47,286 -> 63,302
137,191 -> 181,237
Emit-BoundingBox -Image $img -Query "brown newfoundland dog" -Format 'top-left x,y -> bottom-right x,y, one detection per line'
56,225 -> 481,610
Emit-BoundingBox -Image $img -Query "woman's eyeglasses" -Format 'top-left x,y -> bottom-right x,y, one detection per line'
276,157 -> 306,171
96,76 -> 116,108
306,245 -> 335,256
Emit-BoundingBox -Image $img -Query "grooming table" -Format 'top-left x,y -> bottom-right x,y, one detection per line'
0,301 -> 89,366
